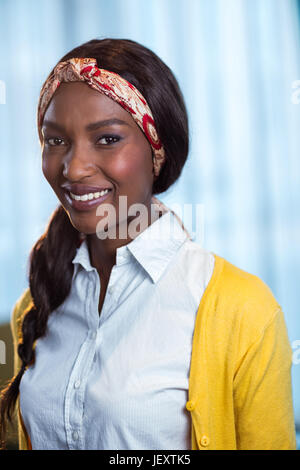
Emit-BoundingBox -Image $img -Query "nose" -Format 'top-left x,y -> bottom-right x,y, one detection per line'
62,143 -> 96,181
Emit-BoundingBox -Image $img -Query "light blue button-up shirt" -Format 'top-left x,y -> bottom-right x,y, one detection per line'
20,209 -> 215,450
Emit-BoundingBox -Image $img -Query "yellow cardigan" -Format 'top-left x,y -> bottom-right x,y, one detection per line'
10,253 -> 297,450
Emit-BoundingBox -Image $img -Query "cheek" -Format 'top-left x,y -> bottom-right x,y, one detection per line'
42,153 -> 58,186
112,145 -> 153,184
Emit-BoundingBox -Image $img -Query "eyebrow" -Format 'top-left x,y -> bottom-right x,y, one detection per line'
42,118 -> 131,132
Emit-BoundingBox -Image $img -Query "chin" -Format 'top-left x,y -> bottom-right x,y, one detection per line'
64,213 -> 93,236
69,213 -> 115,238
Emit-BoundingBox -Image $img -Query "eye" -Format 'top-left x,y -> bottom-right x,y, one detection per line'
97,135 -> 120,145
45,137 -> 66,146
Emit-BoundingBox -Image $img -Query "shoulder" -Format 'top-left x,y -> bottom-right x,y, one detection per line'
10,288 -> 33,341
213,254 -> 280,310
177,239 -> 215,290
10,288 -> 33,377
178,239 -> 215,276
203,253 -> 282,342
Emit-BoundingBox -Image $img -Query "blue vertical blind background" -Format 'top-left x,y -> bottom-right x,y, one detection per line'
0,0 -> 299,428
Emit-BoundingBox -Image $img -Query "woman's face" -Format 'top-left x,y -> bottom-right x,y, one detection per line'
41,82 -> 155,235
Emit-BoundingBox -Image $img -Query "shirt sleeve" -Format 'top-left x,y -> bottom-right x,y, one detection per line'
233,307 -> 297,450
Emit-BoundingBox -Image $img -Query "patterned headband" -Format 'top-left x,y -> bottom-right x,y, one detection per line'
37,57 -> 165,177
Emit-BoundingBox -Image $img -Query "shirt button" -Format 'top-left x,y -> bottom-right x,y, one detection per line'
89,330 -> 97,340
74,380 -> 81,389
186,400 -> 196,411
108,286 -> 114,295
199,435 -> 210,447
72,431 -> 79,441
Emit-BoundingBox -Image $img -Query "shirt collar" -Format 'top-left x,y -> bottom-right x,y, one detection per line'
72,209 -> 189,283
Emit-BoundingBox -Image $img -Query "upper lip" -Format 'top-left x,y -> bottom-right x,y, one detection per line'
61,183 -> 113,195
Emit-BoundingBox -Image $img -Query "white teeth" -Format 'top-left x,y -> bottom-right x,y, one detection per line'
70,189 -> 110,201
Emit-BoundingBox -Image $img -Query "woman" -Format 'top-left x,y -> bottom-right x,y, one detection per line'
0,38 -> 297,450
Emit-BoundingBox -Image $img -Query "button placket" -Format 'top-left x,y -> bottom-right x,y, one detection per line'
86,270 -> 100,329
107,286 -> 114,295
64,329 -> 98,449
89,330 -> 97,340
64,339 -> 87,449
106,265 -> 120,297
65,271 -> 99,449
74,380 -> 81,389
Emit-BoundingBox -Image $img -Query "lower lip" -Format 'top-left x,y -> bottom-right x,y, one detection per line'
64,190 -> 113,212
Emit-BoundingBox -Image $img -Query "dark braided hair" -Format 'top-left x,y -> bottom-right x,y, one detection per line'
0,206 -> 79,446
0,38 -> 189,447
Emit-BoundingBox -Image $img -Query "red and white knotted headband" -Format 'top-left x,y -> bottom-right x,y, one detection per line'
37,57 -> 166,177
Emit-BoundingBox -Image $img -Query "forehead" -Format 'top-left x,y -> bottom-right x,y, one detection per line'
43,81 -> 134,127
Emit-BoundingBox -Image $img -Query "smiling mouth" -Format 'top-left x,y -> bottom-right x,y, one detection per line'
64,187 -> 113,211
69,188 -> 112,201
